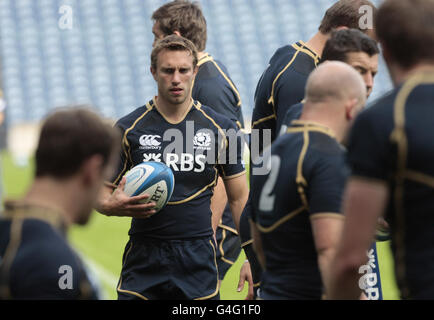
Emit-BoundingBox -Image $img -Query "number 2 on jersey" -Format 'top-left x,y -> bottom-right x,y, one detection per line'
258,155 -> 281,212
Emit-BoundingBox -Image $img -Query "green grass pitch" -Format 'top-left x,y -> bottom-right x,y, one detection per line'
1,151 -> 399,300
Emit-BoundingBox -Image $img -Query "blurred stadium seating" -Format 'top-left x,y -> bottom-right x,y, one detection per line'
0,0 -> 390,126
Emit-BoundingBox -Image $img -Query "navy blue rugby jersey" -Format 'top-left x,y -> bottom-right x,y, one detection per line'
276,102 -> 303,137
192,53 -> 245,232
111,98 -> 246,239
252,41 -> 320,153
250,120 -> 347,299
347,72 -> 434,299
0,202 -> 100,300
193,53 -> 244,130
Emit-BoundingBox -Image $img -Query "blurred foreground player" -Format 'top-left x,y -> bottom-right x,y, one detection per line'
96,36 -> 248,300
252,0 -> 376,154
329,0 -> 434,300
0,108 -> 120,299
250,62 -> 366,299
152,0 -> 246,285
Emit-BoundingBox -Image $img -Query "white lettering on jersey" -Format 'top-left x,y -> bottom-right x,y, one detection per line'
162,153 -> 206,173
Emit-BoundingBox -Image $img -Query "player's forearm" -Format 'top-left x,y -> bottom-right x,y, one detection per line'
210,177 -> 228,233
250,221 -> 266,270
328,255 -> 365,299
95,185 -> 115,216
227,194 -> 248,232
317,249 -> 338,299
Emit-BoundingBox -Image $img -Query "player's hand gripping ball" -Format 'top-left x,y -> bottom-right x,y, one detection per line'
123,162 -> 175,213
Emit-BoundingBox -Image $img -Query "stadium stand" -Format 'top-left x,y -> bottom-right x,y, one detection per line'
0,0 -> 391,126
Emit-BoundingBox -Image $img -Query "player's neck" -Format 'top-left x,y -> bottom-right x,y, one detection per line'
24,178 -> 78,227
390,62 -> 434,86
299,107 -> 342,142
304,32 -> 327,58
154,96 -> 193,124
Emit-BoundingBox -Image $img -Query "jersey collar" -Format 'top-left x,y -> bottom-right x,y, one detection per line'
293,41 -> 321,65
151,97 -> 196,125
197,53 -> 213,67
2,200 -> 68,234
289,120 -> 336,139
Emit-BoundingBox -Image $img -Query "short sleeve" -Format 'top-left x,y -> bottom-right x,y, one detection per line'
217,119 -> 246,180
108,122 -> 131,186
307,153 -> 348,216
347,109 -> 393,181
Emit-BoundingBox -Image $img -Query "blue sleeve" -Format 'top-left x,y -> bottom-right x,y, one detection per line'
109,121 -> 131,185
217,117 -> 246,179
307,152 -> 348,216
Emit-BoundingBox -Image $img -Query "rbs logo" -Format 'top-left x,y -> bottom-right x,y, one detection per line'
143,152 -> 206,172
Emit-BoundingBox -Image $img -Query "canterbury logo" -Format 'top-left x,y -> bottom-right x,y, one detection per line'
139,135 -> 161,148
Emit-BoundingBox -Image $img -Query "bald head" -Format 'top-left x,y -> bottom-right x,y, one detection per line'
305,61 -> 367,106
301,61 -> 367,143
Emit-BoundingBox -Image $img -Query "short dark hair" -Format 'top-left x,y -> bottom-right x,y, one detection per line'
35,107 -> 120,178
152,0 -> 207,52
319,0 -> 377,34
322,29 -> 379,62
151,35 -> 198,70
376,0 -> 434,69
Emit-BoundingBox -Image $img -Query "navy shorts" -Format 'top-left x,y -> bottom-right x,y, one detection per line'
215,226 -> 241,280
117,235 -> 220,300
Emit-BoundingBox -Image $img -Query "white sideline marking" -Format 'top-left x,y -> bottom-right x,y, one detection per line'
75,250 -> 119,298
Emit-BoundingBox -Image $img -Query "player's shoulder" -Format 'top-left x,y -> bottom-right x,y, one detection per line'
284,103 -> 303,120
195,56 -> 238,97
270,44 -> 298,61
194,103 -> 238,129
352,88 -> 400,136
20,219 -> 76,261
362,89 -> 398,118
196,55 -> 226,79
10,220 -> 81,293
116,102 -> 153,130
310,130 -> 344,154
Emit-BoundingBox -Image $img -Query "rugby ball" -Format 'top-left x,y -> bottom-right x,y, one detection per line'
123,162 -> 175,212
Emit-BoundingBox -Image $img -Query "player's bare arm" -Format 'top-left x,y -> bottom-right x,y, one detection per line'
96,177 -> 157,219
223,173 -> 248,232
328,177 -> 389,299
250,220 -> 266,270
210,177 -> 228,234
310,214 -> 344,298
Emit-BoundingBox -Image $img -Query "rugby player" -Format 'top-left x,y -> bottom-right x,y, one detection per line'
96,36 -> 248,300
252,0 -> 376,154
0,108 -> 120,299
151,0 -> 246,287
277,28 -> 379,136
243,2 -> 378,299
250,61 -> 366,299
329,0 -> 434,300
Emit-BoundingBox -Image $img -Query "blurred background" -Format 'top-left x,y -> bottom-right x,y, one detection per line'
0,0 -> 397,299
